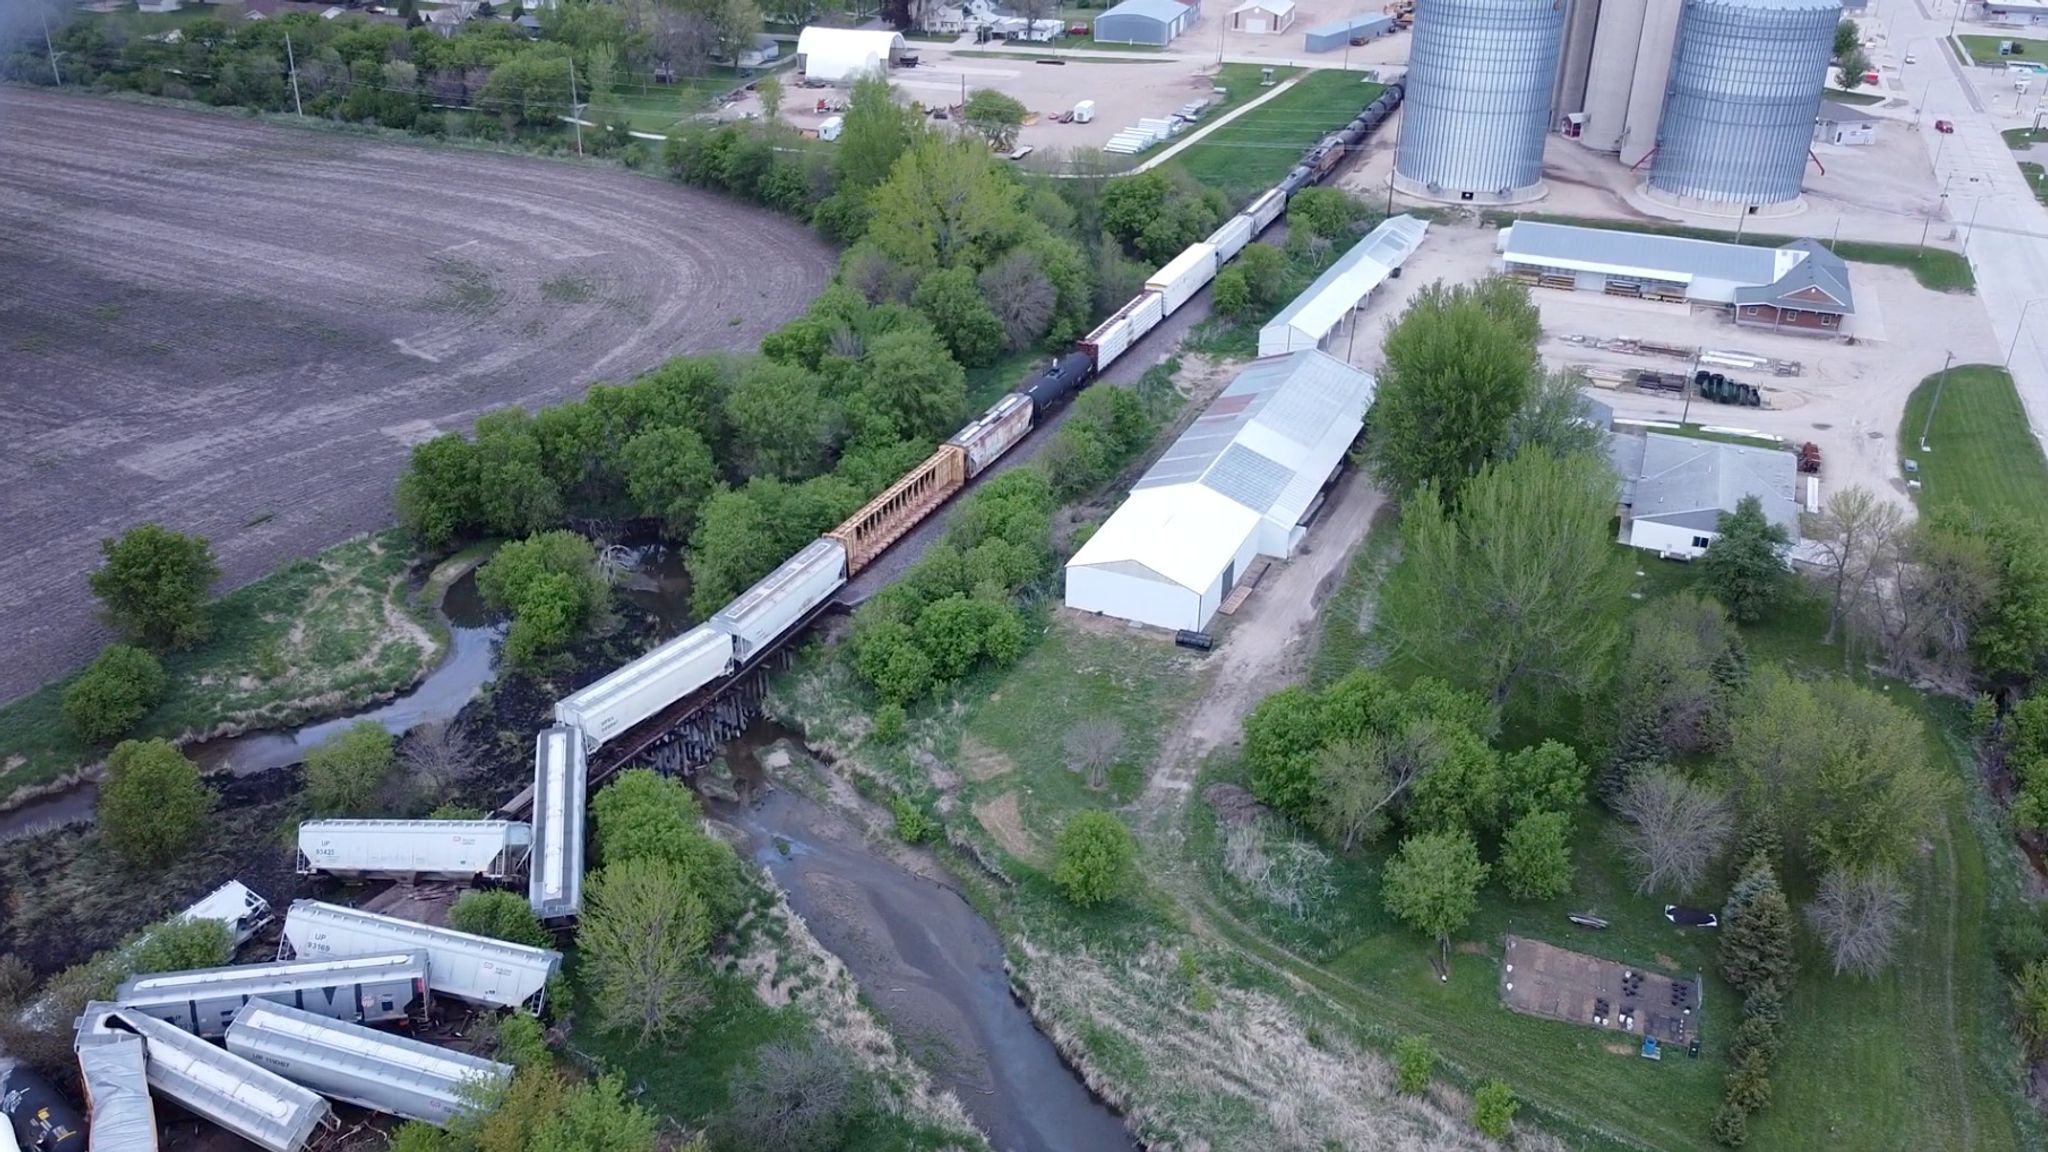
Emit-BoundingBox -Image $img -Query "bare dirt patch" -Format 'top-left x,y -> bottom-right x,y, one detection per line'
974,791 -> 1042,865
0,89 -> 832,702
960,735 -> 1018,782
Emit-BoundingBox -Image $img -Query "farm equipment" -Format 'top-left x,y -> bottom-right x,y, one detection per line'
1693,370 -> 1761,407
1634,369 -> 1688,393
1798,442 -> 1822,474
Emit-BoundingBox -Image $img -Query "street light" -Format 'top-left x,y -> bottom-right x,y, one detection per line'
1920,352 -> 1956,452
2006,298 -> 2048,366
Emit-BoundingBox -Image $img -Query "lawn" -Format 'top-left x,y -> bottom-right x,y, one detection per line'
1170,70 -> 1387,202
1899,364 -> 2048,517
2025,161 -> 2048,207
1484,211 -> 1976,295
1959,33 -> 2048,66
0,532 -> 440,803
2003,127 -> 2048,150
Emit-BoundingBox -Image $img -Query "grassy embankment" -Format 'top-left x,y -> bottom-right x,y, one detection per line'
0,532 -> 442,804
1900,364 -> 2048,515
1483,211 -> 1976,295
2000,128 -> 2048,208
1170,71 -> 1387,200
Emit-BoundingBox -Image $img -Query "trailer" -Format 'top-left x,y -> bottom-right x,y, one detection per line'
1204,214 -> 1254,262
75,1004 -> 333,1152
529,726 -> 587,921
710,539 -> 848,664
1245,188 -> 1287,232
280,901 -> 561,1014
226,1001 -> 513,1129
1144,243 -> 1219,316
115,951 -> 430,1040
554,624 -> 735,751
1079,291 -> 1164,373
295,820 -> 533,882
74,1033 -> 156,1152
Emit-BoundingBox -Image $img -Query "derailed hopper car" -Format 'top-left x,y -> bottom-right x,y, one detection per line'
74,1004 -> 333,1152
226,1000 -> 513,1128
115,951 -> 430,1040
74,1033 -> 156,1152
281,901 -> 561,1013
529,726 -> 587,921
295,820 -> 533,882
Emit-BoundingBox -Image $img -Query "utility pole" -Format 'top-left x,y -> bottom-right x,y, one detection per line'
2006,298 -> 2047,367
1384,103 -> 1405,218
1680,348 -> 1701,426
1964,193 -> 1984,247
1919,171 -> 1954,254
568,57 -> 583,157
40,1 -> 62,87
1919,351 -> 1955,451
285,32 -> 304,118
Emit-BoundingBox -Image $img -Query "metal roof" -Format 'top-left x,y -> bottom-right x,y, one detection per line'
1815,101 -> 1880,124
529,726 -> 587,920
1231,0 -> 1294,13
1626,433 -> 1800,536
226,1001 -> 511,1116
1734,237 -> 1854,312
1098,0 -> 1191,21
1501,221 -> 1787,287
1305,12 -> 1392,36
119,951 -> 427,1001
281,901 -> 561,1012
1264,215 -> 1429,341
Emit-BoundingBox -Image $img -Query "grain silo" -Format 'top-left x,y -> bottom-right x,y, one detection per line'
1647,0 -> 1841,209
1572,0 -> 1682,162
1394,0 -> 1567,205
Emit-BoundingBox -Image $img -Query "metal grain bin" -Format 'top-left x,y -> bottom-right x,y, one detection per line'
1394,0 -> 1565,203
1649,0 -> 1840,205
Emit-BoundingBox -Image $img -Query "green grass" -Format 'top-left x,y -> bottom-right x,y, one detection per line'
1960,33 -> 2048,66
1899,364 -> 2048,516
1170,71 -> 1385,200
1822,87 -> 1886,106
0,532 -> 439,802
2025,161 -> 2048,207
2002,127 -> 2048,150
1652,423 -> 1790,450
1484,211 -> 1976,295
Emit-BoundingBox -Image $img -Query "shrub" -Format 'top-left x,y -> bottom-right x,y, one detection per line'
723,1039 -> 860,1152
1471,1079 -> 1518,1138
1393,1034 -> 1434,1094
491,1012 -> 551,1070
97,738 -> 213,868
62,645 -> 166,744
1051,811 -> 1137,907
449,890 -> 553,948
88,524 -> 219,650
1211,266 -> 1252,318
891,795 -> 938,844
302,721 -> 397,817
1498,810 -> 1574,901
872,702 -> 907,743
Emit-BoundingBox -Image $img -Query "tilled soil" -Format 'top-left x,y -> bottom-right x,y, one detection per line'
0,89 -> 833,701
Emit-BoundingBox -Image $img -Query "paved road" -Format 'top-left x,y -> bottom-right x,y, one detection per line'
0,89 -> 833,701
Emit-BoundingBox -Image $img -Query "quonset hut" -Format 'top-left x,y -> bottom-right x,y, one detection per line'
1647,0 -> 1841,212
1394,0 -> 1566,204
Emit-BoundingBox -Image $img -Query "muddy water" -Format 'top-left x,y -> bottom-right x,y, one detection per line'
712,742 -> 1137,1152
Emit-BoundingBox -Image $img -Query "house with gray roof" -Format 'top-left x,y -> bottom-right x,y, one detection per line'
1610,431 -> 1800,559
1814,102 -> 1880,146
1497,221 -> 1856,337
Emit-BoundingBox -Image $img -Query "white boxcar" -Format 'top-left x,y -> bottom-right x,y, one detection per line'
1205,214 -> 1255,262
226,1001 -> 512,1129
1145,243 -> 1219,316
280,901 -> 561,1014
116,951 -> 430,1040
948,393 -> 1034,478
1246,188 -> 1287,231
710,538 -> 847,664
554,624 -> 735,751
528,726 -> 587,921
181,880 -> 273,947
1081,291 -> 1165,372
75,1032 -> 156,1152
75,1004 -> 332,1152
295,820 -> 532,882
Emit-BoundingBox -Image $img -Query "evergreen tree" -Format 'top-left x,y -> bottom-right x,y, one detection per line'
1720,856 -> 1796,998
1699,496 -> 1792,622
1733,819 -> 1783,876
1599,708 -> 1665,806
1711,1099 -> 1749,1148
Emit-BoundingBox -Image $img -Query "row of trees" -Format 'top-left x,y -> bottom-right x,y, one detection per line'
1711,853 -> 1796,1146
59,525 -> 221,747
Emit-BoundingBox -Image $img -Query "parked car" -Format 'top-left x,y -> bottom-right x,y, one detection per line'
1905,52 -> 1918,63
1936,119 -> 1955,133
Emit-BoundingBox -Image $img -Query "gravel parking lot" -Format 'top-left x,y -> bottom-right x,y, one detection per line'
0,89 -> 833,702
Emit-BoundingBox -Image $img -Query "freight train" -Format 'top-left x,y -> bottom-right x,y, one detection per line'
513,82 -> 1408,918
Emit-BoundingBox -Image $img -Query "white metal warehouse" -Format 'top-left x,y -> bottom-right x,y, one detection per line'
1064,350 -> 1375,633
795,27 -> 906,83
1258,215 -> 1429,357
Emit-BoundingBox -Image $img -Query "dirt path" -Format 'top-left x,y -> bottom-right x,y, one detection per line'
0,89 -> 833,702
1133,469 -> 1386,836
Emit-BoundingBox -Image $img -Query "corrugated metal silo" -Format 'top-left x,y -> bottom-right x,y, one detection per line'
1648,0 -> 1841,205
1394,0 -> 1567,203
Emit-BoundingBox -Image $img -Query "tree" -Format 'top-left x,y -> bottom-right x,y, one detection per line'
1378,449 -> 1633,709
399,720 -> 479,804
1211,266 -> 1253,318
397,435 -> 480,547
1711,1099 -> 1750,1148
584,40 -> 619,129
754,73 -> 782,124
1311,738 -> 1399,851
478,530 -> 611,667
1499,810 -> 1575,901
1365,280 -> 1539,503
911,266 -> 1006,367
128,917 -> 233,975
1235,243 -> 1288,305
89,524 -> 220,651
1807,485 -> 1904,644
723,1039 -> 859,1152
978,249 -> 1057,350
63,645 -> 165,745
622,425 -> 719,537
1700,496 -> 1792,622
866,136 -> 1023,272
1721,856 -> 1796,998
491,1013 -> 551,1071
1971,511 -> 2048,681
1051,811 -> 1138,907
1833,17 -> 1860,59
1064,718 -> 1125,790
1472,1080 -> 1519,1139
854,325 -> 969,443
2017,957 -> 2048,1054
725,359 -> 839,480
1804,679 -> 1944,875
836,74 -> 918,192
1393,1034 -> 1435,1094
1506,369 -> 1607,462
98,738 -> 214,868
451,890 -> 554,949
1837,46 -> 1873,90
589,770 -> 746,930
1613,767 -> 1733,897
1381,830 -> 1488,974
302,720 -> 397,817
962,87 -> 1027,150
1098,168 -> 1227,265
1806,867 -> 1908,979
1285,186 -> 1364,243
1499,740 -> 1586,821
580,858 -> 714,1046
1619,594 -> 1742,760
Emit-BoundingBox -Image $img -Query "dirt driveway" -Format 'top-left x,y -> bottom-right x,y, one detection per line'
0,89 -> 833,702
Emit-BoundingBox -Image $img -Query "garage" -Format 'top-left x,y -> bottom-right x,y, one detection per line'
1230,0 -> 1296,34
1092,0 -> 1198,46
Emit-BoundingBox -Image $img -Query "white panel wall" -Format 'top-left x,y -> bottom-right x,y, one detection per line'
1064,568 -> 1204,633
1627,519 -> 1714,558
